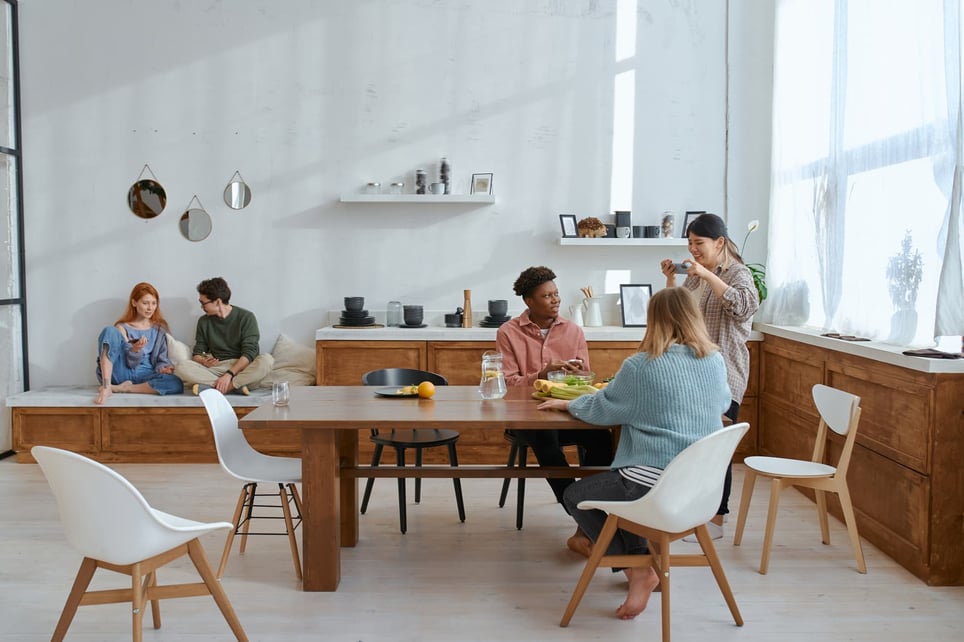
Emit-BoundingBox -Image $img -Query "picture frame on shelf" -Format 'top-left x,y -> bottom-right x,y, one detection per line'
559,214 -> 578,238
682,211 -> 706,236
470,173 -> 493,195
619,283 -> 653,327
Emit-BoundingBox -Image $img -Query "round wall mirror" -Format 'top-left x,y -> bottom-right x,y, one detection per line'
224,179 -> 252,210
178,208 -> 212,242
127,179 -> 167,219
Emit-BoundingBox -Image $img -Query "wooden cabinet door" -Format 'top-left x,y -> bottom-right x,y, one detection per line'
316,340 -> 426,385
586,341 -> 638,380
427,341 -> 495,384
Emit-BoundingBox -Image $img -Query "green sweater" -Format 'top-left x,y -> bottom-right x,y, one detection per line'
192,306 -> 261,362
568,344 -> 731,469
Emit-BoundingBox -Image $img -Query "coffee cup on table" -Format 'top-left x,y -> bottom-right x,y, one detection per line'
403,305 -> 424,326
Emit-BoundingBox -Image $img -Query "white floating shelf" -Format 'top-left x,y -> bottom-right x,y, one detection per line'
559,237 -> 688,246
340,194 -> 496,204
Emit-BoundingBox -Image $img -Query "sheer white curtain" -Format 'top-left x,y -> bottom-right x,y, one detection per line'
763,0 -> 964,347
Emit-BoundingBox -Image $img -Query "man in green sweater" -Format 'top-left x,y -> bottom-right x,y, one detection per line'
175,277 -> 274,395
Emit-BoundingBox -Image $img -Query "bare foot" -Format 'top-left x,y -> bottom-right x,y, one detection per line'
115,380 -> 134,393
566,529 -> 592,558
94,387 -> 112,405
616,566 -> 660,619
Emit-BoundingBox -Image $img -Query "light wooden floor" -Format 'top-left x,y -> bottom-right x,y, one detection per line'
2,459 -> 962,642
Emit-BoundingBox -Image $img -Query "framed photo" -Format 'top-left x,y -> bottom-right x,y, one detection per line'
619,283 -> 653,327
470,172 -> 493,195
559,214 -> 578,238
682,211 -> 706,236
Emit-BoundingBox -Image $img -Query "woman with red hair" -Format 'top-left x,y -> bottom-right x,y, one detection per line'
94,282 -> 183,404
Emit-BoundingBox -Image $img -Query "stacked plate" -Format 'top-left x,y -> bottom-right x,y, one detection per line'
478,314 -> 511,328
339,308 -> 376,326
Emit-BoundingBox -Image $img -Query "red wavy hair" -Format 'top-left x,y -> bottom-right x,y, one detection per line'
115,282 -> 170,332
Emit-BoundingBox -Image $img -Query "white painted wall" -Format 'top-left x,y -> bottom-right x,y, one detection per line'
17,0 -> 773,388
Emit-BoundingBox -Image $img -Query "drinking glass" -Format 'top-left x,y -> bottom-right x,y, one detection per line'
272,381 -> 290,406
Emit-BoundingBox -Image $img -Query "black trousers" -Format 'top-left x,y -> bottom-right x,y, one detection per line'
718,400 -> 741,515
512,428 -> 614,505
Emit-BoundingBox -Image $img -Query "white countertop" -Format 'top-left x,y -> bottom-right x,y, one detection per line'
755,324 -> 964,374
316,325 -> 764,342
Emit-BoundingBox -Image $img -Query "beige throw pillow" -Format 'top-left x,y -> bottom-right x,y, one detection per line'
262,334 -> 316,388
166,333 -> 192,366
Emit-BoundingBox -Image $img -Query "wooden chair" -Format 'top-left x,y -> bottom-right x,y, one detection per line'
200,388 -> 303,580
361,368 -> 466,533
497,430 -> 585,530
560,423 -> 749,641
733,383 -> 866,574
32,445 -> 247,642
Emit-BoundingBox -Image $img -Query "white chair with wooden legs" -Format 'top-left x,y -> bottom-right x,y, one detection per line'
560,423 -> 749,642
200,388 -> 303,580
32,445 -> 247,642
733,383 -> 866,575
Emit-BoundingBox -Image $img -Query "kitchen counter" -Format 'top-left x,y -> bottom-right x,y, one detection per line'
316,325 -> 764,342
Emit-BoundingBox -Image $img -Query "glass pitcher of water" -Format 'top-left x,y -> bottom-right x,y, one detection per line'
480,351 -> 507,399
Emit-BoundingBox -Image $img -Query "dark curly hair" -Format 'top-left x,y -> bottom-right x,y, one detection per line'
197,277 -> 231,304
513,266 -> 557,298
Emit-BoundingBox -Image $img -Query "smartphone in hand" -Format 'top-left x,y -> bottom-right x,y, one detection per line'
673,261 -> 692,274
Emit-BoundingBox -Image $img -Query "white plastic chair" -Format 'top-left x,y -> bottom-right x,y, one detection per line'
560,423 -> 749,642
200,388 -> 303,579
32,445 -> 247,642
733,384 -> 866,574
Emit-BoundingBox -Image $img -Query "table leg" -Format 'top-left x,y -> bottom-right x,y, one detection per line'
337,428 -> 358,547
301,429 -> 340,591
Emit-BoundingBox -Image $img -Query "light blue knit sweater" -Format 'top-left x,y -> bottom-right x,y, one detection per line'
567,344 -> 731,469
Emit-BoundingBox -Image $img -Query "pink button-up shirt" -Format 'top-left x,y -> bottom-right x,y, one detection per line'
495,309 -> 590,387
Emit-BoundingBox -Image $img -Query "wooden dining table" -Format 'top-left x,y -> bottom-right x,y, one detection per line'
239,384 -> 612,591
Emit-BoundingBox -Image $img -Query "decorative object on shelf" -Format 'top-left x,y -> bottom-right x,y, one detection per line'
127,164 -> 166,219
740,219 -> 767,303
632,225 -> 645,238
643,225 -> 660,238
223,170 -> 252,210
389,182 -> 405,195
178,195 -> 212,242
470,172 -> 493,195
559,214 -> 578,238
444,307 -> 463,327
440,157 -> 451,194
682,210 -> 706,236
576,217 -> 606,238
661,211 -> 675,238
365,182 -> 381,195
430,182 -> 445,195
605,224 -> 616,238
616,226 -> 631,238
614,211 -> 631,229
619,283 -> 653,327
479,299 -> 510,327
569,303 -> 584,326
415,169 -> 427,194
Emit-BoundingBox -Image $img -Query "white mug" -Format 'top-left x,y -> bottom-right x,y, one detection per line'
430,182 -> 445,194
616,226 -> 631,238
272,381 -> 290,406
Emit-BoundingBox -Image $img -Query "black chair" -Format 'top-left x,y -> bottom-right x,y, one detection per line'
498,430 -> 585,530
360,368 -> 466,533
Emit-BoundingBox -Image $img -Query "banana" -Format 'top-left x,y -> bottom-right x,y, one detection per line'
533,379 -> 566,393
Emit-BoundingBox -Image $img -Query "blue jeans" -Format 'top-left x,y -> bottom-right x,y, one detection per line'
563,470 -> 651,557
96,326 -> 183,395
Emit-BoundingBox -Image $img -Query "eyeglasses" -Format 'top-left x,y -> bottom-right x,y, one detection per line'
199,298 -> 213,308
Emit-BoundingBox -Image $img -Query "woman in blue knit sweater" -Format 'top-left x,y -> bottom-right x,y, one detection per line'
538,286 -> 731,619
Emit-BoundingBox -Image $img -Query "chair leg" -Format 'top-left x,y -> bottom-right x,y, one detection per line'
52,557 -> 97,642
498,439 -> 519,507
695,524 -> 744,626
395,447 -> 408,534
815,488 -> 830,544
560,514 -> 619,627
516,443 -> 528,530
447,442 -> 466,523
187,539 -> 249,641
759,477 -> 784,574
360,443 -> 384,514
131,562 -> 145,642
278,483 -> 303,580
836,485 -> 867,573
732,468 -> 757,546
147,571 -> 161,629
218,486 -> 249,578
655,536 -> 671,642
239,482 -> 257,554
414,447 -> 423,504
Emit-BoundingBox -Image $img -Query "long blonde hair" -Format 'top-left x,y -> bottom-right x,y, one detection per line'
638,287 -> 718,359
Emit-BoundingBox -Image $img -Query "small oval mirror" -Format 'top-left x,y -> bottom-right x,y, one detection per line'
127,179 -> 166,219
178,208 -> 212,242
224,180 -> 252,210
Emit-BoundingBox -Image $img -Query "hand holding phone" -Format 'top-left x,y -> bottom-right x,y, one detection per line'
673,261 -> 692,274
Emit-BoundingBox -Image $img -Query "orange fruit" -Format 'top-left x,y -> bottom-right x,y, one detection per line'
417,381 -> 436,399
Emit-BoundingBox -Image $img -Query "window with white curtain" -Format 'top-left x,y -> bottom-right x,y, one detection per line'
763,0 -> 963,348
